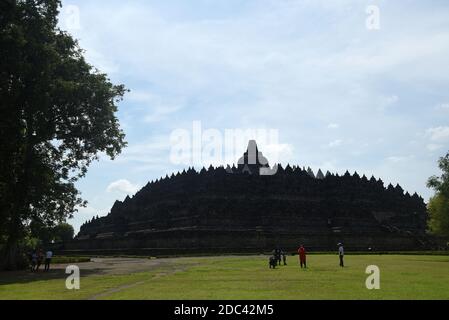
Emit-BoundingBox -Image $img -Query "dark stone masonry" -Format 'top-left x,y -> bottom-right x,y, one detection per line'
67,141 -> 433,254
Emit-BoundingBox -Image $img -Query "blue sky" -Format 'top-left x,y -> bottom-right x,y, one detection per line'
58,0 -> 449,232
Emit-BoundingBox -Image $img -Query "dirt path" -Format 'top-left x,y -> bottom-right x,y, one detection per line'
88,280 -> 147,300
0,257 -> 194,300
54,257 -> 178,275
88,259 -> 194,300
52,257 -> 192,300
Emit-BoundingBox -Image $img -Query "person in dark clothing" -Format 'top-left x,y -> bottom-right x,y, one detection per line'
298,245 -> 307,268
30,251 -> 38,272
338,243 -> 345,267
274,248 -> 282,266
269,256 -> 277,269
282,251 -> 287,266
36,249 -> 44,272
27,251 -> 33,272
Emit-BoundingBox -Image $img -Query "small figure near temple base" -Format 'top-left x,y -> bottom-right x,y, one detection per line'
298,245 -> 307,269
269,256 -> 277,269
273,248 -> 282,266
338,243 -> 345,267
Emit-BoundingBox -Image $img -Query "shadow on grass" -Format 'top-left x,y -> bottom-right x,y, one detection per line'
0,268 -> 105,286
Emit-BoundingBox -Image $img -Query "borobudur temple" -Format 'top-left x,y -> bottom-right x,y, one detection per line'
68,141 -> 432,254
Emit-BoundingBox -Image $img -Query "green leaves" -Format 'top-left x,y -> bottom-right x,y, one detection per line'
427,152 -> 449,237
427,152 -> 449,198
0,0 -> 127,268
428,194 -> 449,237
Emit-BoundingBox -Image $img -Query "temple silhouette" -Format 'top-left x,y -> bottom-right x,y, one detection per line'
69,141 -> 432,254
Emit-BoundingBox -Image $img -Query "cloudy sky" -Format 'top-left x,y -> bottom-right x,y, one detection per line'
58,0 -> 449,232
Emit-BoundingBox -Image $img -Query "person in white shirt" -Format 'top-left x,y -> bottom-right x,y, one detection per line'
44,250 -> 53,272
338,243 -> 344,267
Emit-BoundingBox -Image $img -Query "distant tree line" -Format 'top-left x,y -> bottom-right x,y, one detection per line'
428,152 -> 449,239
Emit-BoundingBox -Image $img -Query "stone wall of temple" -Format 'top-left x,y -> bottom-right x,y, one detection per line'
71,160 -> 431,253
65,229 -> 426,254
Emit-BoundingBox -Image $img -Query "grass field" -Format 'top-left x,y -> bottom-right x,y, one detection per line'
1,254 -> 449,300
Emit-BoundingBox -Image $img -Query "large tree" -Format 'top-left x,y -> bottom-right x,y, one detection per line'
29,220 -> 74,244
52,222 -> 74,243
427,152 -> 449,238
0,0 -> 127,269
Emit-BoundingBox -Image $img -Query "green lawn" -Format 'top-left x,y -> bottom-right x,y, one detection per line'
1,255 -> 449,300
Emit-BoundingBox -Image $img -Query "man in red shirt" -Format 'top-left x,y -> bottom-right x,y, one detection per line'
298,245 -> 307,268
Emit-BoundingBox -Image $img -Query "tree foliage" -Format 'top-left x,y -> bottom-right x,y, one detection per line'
29,220 -> 74,244
427,152 -> 449,237
0,0 -> 127,269
428,152 -> 449,198
52,222 -> 74,242
427,194 -> 449,238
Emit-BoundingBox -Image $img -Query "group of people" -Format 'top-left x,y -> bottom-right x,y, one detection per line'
269,248 -> 288,268
27,249 -> 53,272
269,243 -> 345,269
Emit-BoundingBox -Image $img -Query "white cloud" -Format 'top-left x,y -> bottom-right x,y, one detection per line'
427,144 -> 443,151
426,126 -> 449,141
83,47 -> 120,75
377,95 -> 399,112
127,90 -> 157,103
435,103 -> 449,111
387,155 -> 415,163
127,90 -> 184,123
328,140 -> 343,148
75,205 -> 99,216
106,179 -> 140,195
384,95 -> 399,105
144,105 -> 183,123
328,123 -> 340,129
116,135 -> 171,164
71,204 -> 111,233
263,143 -> 294,164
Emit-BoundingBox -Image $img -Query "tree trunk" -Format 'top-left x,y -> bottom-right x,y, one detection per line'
1,124 -> 33,271
1,239 -> 23,271
1,212 -> 26,271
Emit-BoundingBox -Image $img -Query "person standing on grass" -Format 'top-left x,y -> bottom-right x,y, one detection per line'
36,249 -> 44,272
44,250 -> 53,272
338,243 -> 345,267
31,251 -> 38,272
298,245 -> 307,268
27,250 -> 33,271
274,248 -> 282,266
